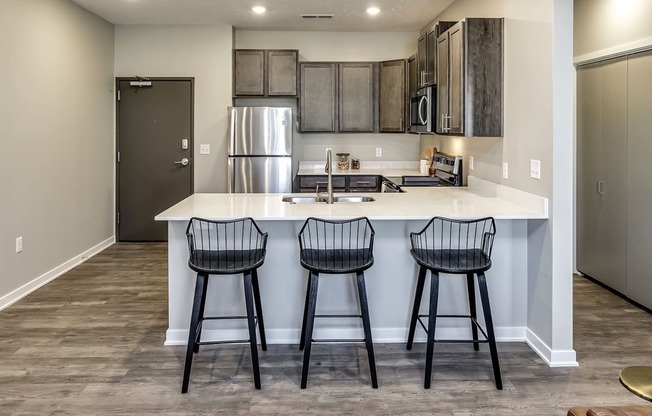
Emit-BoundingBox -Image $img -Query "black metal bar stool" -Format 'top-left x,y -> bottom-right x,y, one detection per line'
406,216 -> 502,389
181,217 -> 268,393
297,217 -> 378,389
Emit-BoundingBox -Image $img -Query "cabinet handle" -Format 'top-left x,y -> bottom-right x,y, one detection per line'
355,181 -> 371,185
597,180 -> 605,195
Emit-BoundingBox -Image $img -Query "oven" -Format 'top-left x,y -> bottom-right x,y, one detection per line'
409,86 -> 436,134
402,152 -> 463,187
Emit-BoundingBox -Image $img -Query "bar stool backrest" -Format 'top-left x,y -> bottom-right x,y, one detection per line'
185,217 -> 268,273
298,217 -> 375,271
410,217 -> 496,271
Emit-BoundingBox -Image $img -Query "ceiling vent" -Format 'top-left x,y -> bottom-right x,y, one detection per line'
301,14 -> 334,20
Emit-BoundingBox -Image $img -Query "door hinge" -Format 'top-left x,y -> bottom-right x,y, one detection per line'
117,151 -> 120,162
117,212 -> 120,224
117,90 -> 121,101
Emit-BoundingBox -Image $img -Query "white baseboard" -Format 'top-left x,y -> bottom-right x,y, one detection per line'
0,236 -> 115,311
525,328 -> 578,367
165,326 -> 527,346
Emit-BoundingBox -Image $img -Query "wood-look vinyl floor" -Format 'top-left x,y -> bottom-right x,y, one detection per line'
1,243 -> 651,415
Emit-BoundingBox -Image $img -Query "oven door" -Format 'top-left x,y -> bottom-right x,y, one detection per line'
409,87 -> 433,133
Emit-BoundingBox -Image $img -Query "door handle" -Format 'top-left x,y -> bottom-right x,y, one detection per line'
597,180 -> 605,195
175,158 -> 189,166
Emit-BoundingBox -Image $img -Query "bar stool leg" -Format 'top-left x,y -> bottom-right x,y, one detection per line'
466,273 -> 480,352
301,272 -> 320,389
407,266 -> 427,350
477,272 -> 503,390
299,271 -> 312,351
182,272 -> 207,393
356,271 -> 378,388
243,272 -> 262,389
251,269 -> 267,351
193,275 -> 210,353
424,271 -> 439,389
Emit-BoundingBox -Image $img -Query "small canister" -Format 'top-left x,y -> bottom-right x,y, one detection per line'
336,153 -> 350,170
351,158 -> 360,170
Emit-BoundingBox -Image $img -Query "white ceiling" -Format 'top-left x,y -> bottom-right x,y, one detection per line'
69,0 -> 455,31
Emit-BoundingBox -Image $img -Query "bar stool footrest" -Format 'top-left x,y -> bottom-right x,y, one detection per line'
311,338 -> 367,343
194,316 -> 260,345
416,315 -> 490,342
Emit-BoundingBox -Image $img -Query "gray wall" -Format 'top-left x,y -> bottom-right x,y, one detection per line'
575,0 -> 652,57
235,30 -> 421,164
114,25 -> 234,193
0,0 -> 115,302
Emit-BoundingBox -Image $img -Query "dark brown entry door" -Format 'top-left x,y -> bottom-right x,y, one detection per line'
117,79 -> 193,241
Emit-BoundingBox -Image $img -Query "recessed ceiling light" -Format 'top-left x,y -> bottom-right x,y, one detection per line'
366,7 -> 381,15
252,6 -> 266,14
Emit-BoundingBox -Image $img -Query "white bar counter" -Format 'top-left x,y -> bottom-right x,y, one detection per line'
156,177 -> 556,364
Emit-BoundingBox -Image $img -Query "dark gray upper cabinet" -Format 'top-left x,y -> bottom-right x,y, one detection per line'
379,59 -> 406,133
268,50 -> 298,96
300,62 -> 338,132
416,21 -> 456,88
339,63 -> 376,132
407,54 -> 417,132
234,50 -> 265,96
233,49 -> 298,97
436,18 -> 503,137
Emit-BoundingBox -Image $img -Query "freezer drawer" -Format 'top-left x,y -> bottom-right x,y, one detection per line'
228,157 -> 292,193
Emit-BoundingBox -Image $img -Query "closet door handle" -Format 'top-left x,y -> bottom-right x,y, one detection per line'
597,180 -> 605,195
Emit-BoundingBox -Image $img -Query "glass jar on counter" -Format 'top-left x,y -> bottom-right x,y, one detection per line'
336,153 -> 350,170
351,158 -> 360,170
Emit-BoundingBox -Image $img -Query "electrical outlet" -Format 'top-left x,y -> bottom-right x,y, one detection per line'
502,162 -> 509,179
470,156 -> 474,170
15,237 -> 23,254
530,159 -> 541,179
376,148 -> 382,157
199,144 -> 210,155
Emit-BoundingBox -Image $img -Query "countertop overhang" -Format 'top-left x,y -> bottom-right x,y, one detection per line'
156,177 -> 548,222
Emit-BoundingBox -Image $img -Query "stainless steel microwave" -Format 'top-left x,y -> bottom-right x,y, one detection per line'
409,86 -> 436,134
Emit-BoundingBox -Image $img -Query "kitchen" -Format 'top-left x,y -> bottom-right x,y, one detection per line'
4,0 -> 652,414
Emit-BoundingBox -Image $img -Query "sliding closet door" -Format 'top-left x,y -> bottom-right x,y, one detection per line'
627,50 -> 652,308
576,57 -> 627,293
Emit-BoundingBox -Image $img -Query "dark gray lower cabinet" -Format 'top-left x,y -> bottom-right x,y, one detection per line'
300,63 -> 337,132
379,59 -> 406,133
339,63 -> 376,132
298,175 -> 379,193
577,50 -> 652,310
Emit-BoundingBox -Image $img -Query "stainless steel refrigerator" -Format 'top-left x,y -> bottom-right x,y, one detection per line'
228,107 -> 293,193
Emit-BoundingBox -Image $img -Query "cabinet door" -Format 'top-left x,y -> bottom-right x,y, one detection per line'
627,51 -> 652,308
436,33 -> 449,134
268,50 -> 297,96
339,63 -> 375,132
300,63 -> 337,132
417,34 -> 427,88
425,28 -> 437,87
379,59 -> 406,133
234,50 -> 265,96
448,22 -> 464,135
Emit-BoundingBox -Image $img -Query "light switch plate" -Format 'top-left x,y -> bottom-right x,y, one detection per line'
376,148 -> 382,157
530,159 -> 541,179
470,156 -> 474,170
200,144 -> 210,155
502,162 -> 509,179
16,237 -> 23,253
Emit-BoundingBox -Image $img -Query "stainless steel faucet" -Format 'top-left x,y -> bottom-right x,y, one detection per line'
323,149 -> 334,204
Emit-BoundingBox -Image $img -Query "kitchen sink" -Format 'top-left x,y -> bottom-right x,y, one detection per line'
282,195 -> 375,204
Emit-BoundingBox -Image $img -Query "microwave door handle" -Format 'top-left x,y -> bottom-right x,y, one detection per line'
418,96 -> 427,125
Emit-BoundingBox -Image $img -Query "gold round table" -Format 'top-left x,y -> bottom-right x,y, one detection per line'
619,366 -> 652,402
